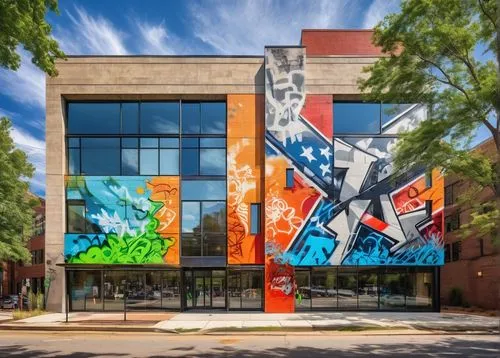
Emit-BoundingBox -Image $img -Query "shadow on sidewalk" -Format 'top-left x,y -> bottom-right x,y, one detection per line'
0,337 -> 498,357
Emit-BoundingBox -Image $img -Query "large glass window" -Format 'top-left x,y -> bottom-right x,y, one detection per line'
228,270 -> 263,310
295,270 -> 311,310
122,102 -> 139,134
182,102 -> 201,134
337,268 -> 358,310
334,102 -> 380,134
181,180 -> 226,201
69,270 -> 102,311
181,137 -> 225,176
311,268 -> 337,310
67,201 -> 98,233
379,269 -> 407,310
181,200 -> 226,257
67,103 -> 120,134
357,268 -> 378,310
201,102 -> 226,134
103,271 -> 127,311
140,102 -> 179,134
407,268 -> 433,310
81,138 -> 120,175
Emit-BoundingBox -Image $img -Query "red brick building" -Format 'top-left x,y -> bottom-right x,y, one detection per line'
441,138 -> 500,310
0,199 -> 45,297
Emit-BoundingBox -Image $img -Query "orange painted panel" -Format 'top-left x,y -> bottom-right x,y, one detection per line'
227,94 -> 265,264
147,176 -> 180,265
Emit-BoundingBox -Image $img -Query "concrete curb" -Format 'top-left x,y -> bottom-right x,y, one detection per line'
1,323 -> 498,335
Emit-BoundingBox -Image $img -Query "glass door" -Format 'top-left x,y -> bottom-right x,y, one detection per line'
183,269 -> 226,310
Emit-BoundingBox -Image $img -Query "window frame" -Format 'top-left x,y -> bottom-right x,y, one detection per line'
66,200 -> 89,234
180,199 -> 227,257
250,203 -> 261,235
445,212 -> 460,233
451,241 -> 462,261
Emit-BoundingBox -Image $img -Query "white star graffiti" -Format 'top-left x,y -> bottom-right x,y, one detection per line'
300,146 -> 316,163
320,163 -> 331,177
320,146 -> 332,160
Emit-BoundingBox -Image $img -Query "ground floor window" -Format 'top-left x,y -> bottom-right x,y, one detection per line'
228,269 -> 263,310
68,269 -> 181,312
294,267 -> 436,311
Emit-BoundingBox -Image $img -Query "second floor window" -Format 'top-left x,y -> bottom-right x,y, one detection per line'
445,212 -> 460,233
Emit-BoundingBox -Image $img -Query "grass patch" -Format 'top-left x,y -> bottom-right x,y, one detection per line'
12,309 -> 46,320
174,328 -> 201,333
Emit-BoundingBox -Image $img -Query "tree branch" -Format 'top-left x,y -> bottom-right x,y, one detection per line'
478,0 -> 498,32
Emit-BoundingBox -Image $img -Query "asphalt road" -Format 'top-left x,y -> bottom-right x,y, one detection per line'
0,331 -> 498,357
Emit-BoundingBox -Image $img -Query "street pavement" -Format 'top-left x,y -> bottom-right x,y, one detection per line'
0,331 -> 498,357
1,310 -> 498,333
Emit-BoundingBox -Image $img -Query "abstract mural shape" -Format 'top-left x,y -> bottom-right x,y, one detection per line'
64,176 -> 179,265
264,47 -> 444,312
227,94 -> 265,264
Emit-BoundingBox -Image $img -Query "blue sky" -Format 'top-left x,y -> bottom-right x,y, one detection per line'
0,0 -> 492,197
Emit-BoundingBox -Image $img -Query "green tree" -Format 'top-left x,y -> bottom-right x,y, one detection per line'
359,0 -> 499,243
0,118 -> 38,262
0,0 -> 65,76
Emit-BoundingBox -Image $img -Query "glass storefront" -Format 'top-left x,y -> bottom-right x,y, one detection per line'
293,267 -> 437,311
67,266 -> 437,312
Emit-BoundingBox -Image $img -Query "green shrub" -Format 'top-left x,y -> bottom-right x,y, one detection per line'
449,287 -> 464,306
36,293 -> 44,310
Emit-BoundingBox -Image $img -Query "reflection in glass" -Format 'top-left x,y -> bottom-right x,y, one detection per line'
381,103 -> 413,127
181,180 -> 226,200
311,268 -> 337,310
81,138 -> 120,175
358,268 -> 378,310
162,271 -> 181,310
407,269 -> 433,310
68,148 -> 80,175
103,271 -> 127,311
182,202 -> 200,233
69,270 -> 102,311
334,102 -> 380,134
160,149 -> 179,175
68,103 -> 120,134
181,234 -> 202,256
337,269 -> 358,309
379,269 -> 406,310
295,270 -> 311,310
140,102 -> 179,134
182,103 -> 200,134
122,102 -> 139,134
181,148 -> 198,175
122,148 -> 138,175
201,102 -> 226,134
67,202 -> 86,233
202,202 -> 226,232
140,149 -> 158,175
203,233 -> 226,256
200,149 -> 225,175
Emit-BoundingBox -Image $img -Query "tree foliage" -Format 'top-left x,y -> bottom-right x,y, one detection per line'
0,118 -> 38,262
359,0 -> 499,243
0,0 -> 65,76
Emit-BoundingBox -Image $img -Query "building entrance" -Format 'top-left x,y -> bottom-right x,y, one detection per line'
183,269 -> 226,310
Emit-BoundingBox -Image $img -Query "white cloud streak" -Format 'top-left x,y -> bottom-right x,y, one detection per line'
56,6 -> 128,55
0,50 -> 45,108
188,0 -> 356,55
362,0 -> 400,29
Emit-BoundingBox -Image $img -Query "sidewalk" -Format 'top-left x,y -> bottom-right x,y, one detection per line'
0,311 -> 498,334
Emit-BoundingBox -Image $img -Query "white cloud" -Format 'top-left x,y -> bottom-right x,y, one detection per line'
56,6 -> 128,55
10,126 -> 46,195
137,21 -> 172,54
0,50 -> 45,108
362,0 -> 400,29
187,0 -> 356,55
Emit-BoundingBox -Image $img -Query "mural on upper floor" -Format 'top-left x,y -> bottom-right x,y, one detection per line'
226,94 -> 265,264
264,47 -> 444,311
64,176 -> 180,265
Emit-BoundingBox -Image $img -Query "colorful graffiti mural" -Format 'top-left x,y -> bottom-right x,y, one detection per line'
264,47 -> 444,312
64,176 -> 179,265
227,94 -> 265,264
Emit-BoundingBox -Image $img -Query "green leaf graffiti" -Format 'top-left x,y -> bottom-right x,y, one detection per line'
67,184 -> 175,264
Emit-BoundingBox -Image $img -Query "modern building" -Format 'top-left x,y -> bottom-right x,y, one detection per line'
1,199 -> 45,297
45,30 -> 444,313
441,138 -> 499,310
